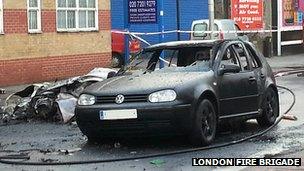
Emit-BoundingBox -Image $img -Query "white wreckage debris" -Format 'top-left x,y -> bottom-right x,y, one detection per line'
0,88 -> 5,94
0,68 -> 117,124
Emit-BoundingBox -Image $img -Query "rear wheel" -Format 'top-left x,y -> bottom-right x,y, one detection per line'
257,88 -> 279,127
190,99 -> 217,146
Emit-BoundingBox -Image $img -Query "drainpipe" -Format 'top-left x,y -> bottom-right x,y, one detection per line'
159,0 -> 165,68
209,0 -> 215,40
124,0 -> 130,65
176,0 -> 181,41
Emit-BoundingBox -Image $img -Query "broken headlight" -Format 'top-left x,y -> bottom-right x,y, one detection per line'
148,90 -> 177,103
78,94 -> 96,106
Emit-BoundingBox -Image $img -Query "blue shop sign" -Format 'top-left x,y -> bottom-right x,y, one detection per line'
128,0 -> 157,24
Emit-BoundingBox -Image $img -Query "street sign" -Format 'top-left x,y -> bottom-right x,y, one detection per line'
230,0 -> 264,30
128,0 -> 157,24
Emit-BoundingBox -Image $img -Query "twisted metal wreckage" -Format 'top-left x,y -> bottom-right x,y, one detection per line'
0,68 -> 117,124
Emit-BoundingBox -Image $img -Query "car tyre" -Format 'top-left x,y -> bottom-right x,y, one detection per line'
112,53 -> 123,68
257,88 -> 279,127
190,99 -> 217,146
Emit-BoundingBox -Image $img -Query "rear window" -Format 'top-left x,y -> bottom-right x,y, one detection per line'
193,23 -> 219,37
193,23 -> 208,37
222,21 -> 236,30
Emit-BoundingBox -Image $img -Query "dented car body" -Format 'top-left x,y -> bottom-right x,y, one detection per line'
76,40 -> 279,145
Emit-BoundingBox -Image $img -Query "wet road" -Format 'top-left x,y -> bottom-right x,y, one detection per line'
0,72 -> 303,171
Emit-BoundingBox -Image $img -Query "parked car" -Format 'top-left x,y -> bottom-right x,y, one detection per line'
76,39 -> 279,146
191,19 -> 249,41
111,30 -> 141,68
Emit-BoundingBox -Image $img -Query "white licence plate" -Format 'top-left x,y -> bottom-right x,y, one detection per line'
99,109 -> 137,120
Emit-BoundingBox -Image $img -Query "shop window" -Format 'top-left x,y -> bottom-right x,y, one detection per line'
0,0 -> 3,34
27,0 -> 42,33
56,0 -> 98,32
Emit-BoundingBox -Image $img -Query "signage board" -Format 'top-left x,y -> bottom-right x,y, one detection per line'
128,0 -> 157,24
231,0 -> 264,30
282,0 -> 304,27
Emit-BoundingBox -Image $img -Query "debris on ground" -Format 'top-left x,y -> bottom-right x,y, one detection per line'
0,89 -> 5,94
150,159 -> 166,167
297,72 -> 304,77
58,148 -> 82,155
282,114 -> 298,121
130,151 -> 137,154
0,68 -> 117,124
41,158 -> 59,163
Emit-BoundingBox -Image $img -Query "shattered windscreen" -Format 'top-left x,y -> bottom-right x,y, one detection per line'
125,46 -> 214,73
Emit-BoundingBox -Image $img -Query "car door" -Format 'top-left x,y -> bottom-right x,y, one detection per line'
245,44 -> 266,107
218,43 -> 259,118
235,43 -> 260,114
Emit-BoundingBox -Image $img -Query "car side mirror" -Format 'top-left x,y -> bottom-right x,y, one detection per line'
218,64 -> 241,75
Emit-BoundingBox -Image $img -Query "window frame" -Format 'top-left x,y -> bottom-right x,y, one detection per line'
219,44 -> 241,71
27,0 -> 42,33
56,0 -> 99,32
245,44 -> 263,69
233,43 -> 253,71
0,0 -> 3,34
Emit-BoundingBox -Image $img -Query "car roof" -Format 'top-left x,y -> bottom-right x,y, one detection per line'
144,40 -> 224,51
192,19 -> 235,24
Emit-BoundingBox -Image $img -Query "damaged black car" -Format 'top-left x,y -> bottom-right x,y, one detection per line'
76,40 -> 279,146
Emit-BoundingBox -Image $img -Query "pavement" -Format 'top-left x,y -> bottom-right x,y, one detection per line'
267,54 -> 304,70
242,149 -> 304,171
244,53 -> 304,171
0,54 -> 304,171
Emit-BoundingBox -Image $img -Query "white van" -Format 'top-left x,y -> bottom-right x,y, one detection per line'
190,19 -> 248,41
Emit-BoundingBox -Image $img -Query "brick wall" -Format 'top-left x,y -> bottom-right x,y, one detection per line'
3,9 -> 27,34
99,10 -> 111,31
42,10 -> 56,33
3,9 -> 112,34
0,0 -> 112,86
0,53 -> 111,86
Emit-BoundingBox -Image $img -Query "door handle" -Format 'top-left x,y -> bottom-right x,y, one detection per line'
260,73 -> 265,79
249,77 -> 256,82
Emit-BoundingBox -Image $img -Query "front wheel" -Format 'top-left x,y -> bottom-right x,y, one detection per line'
189,99 -> 217,146
257,88 -> 279,127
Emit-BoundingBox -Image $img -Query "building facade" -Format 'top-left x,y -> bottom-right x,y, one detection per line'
0,0 -> 111,86
111,0 -> 209,44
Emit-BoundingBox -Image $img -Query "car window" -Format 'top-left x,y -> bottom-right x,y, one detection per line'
150,47 -> 212,70
161,49 -> 178,67
235,24 -> 243,36
222,21 -> 236,30
193,23 -> 208,37
214,24 -> 219,31
233,44 -> 250,71
193,23 -> 219,37
219,45 -> 240,70
245,45 -> 262,69
235,24 -> 241,31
